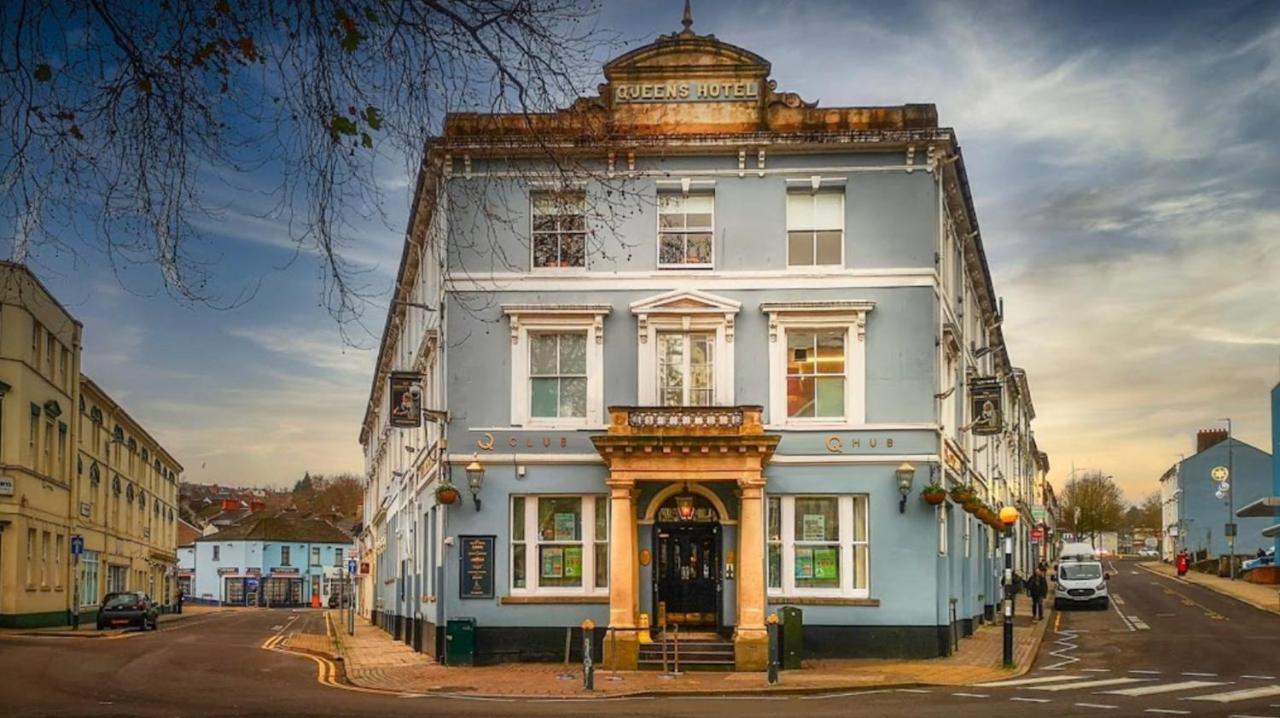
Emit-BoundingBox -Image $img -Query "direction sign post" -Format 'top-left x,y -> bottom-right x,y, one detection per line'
70,535 -> 84,630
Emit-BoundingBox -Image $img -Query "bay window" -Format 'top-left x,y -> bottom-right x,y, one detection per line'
767,494 -> 869,598
510,495 -> 607,595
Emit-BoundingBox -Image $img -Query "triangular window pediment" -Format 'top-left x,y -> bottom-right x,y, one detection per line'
630,289 -> 741,316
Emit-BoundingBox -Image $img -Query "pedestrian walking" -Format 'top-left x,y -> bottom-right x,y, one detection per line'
1027,567 -> 1048,621
176,587 -> 184,614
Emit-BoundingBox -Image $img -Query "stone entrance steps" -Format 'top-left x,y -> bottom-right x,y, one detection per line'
638,635 -> 736,671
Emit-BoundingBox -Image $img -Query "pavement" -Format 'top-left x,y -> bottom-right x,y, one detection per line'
1139,560 -> 1280,615
3,563 -> 1278,716
308,599 -> 1049,697
0,603 -> 234,638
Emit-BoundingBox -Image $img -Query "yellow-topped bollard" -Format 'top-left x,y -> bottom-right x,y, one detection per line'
638,612 -> 653,643
581,618 -> 595,631
767,612 -> 779,625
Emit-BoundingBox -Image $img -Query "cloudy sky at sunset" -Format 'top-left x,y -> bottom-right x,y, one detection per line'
5,0 -> 1277,501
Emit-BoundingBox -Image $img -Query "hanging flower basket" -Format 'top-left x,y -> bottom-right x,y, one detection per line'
921,485 -> 948,505
962,498 -> 981,514
951,485 -> 975,505
435,482 -> 460,505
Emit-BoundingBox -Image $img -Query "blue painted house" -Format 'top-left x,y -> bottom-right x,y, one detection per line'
192,513 -> 354,607
1164,428 -> 1273,559
358,19 -> 1050,668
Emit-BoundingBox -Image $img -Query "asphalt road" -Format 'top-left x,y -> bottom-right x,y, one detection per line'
3,558 -> 1278,717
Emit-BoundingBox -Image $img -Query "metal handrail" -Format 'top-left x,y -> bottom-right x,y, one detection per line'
660,622 -> 681,676
602,625 -> 648,676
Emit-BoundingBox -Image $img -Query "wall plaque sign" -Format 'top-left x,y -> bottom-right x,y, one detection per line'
459,535 -> 495,599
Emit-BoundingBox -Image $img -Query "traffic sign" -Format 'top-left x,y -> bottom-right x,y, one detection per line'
1030,528 -> 1045,541
347,559 -> 358,574
70,535 -> 84,556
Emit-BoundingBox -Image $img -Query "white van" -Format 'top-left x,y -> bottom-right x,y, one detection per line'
1052,542 -> 1110,609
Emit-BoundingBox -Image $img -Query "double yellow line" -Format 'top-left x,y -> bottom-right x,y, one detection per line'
260,612 -> 400,695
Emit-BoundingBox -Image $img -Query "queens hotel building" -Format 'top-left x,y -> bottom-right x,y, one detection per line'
359,19 -> 1049,670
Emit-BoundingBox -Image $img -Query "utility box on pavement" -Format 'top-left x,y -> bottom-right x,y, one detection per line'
779,606 -> 803,669
445,617 -> 476,666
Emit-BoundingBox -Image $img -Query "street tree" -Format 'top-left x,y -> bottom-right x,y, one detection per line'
1,0 -> 619,326
1123,492 -> 1162,532
1059,471 -> 1126,547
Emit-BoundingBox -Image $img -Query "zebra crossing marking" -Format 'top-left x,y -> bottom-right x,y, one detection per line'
1101,680 -> 1229,697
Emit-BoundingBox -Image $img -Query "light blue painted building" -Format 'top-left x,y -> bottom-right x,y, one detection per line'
191,513 -> 354,607
1164,428 -> 1273,559
359,21 -> 1050,668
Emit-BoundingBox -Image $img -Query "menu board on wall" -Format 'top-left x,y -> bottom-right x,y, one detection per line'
459,535 -> 495,599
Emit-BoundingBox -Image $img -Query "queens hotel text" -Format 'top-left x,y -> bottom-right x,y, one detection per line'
358,20 -> 1051,670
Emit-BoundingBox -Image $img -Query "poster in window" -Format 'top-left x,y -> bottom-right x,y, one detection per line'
802,514 -> 826,541
814,547 -> 838,580
553,512 -> 577,541
794,548 -> 815,579
541,547 -> 564,578
563,546 -> 582,578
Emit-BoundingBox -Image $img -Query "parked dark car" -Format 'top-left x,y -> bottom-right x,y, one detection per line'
96,591 -> 159,631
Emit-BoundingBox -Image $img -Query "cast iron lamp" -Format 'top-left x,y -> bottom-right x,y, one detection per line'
999,505 -> 1019,666
465,455 -> 485,511
896,463 -> 916,513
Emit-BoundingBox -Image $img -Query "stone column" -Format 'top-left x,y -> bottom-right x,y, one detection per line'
734,476 -> 769,670
603,478 -> 638,670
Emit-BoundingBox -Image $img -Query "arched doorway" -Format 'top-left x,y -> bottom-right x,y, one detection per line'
653,488 -> 721,629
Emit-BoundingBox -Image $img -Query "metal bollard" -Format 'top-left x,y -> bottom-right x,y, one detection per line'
767,613 -> 780,685
581,619 -> 595,691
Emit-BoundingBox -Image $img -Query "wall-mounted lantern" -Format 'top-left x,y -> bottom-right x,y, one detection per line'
465,455 -> 485,511
896,462 -> 916,514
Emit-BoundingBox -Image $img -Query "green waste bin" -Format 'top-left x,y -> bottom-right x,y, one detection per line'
780,606 -> 803,670
445,617 -> 476,666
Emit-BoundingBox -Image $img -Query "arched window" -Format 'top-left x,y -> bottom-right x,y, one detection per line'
90,462 -> 100,484
113,426 -> 124,443
126,483 -> 134,501
127,437 -> 137,452
112,476 -> 121,494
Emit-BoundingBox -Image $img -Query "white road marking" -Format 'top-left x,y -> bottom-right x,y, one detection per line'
1144,710 -> 1190,715
896,688 -> 932,694
1031,678 -> 1152,692
800,690 -> 889,700
1242,675 -> 1278,680
1102,681 -> 1229,696
1129,615 -> 1151,630
1182,672 -> 1218,677
1075,702 -> 1119,709
1114,594 -> 1126,605
1083,668 -> 1111,673
1130,670 -> 1163,675
1112,600 -> 1137,631
1185,686 -> 1280,703
1010,697 -> 1052,703
978,675 -> 1087,687
1226,714 -> 1279,718
951,692 -> 989,698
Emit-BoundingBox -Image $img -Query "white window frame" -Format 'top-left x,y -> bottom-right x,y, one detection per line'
509,494 -> 608,597
761,302 -> 874,428
503,305 -> 610,428
655,181 -> 715,270
632,290 -> 739,406
656,331 -> 716,406
529,189 -> 588,272
785,181 -> 845,269
767,494 -> 870,599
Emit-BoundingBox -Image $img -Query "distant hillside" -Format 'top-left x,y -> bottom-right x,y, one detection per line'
179,473 -> 362,528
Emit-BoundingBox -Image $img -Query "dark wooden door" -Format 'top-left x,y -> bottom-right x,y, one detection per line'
654,523 -> 720,627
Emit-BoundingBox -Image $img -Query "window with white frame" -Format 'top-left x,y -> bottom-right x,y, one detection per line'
530,332 -> 587,420
657,192 -> 713,268
762,302 -> 873,426
510,495 -> 608,594
531,190 -> 587,269
657,331 -> 714,406
81,550 -> 100,606
767,495 -> 869,597
786,190 -> 843,267
504,305 -> 608,427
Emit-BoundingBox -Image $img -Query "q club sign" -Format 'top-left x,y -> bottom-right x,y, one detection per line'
388,371 -> 422,429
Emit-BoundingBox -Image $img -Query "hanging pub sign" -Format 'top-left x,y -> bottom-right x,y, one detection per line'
388,371 -> 423,428
459,535 -> 495,599
968,377 -> 1004,436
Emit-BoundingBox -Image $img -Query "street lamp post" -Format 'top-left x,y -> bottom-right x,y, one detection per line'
1220,418 -> 1235,580
999,506 -> 1020,667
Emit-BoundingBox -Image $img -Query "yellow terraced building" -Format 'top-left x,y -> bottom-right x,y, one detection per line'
0,261 -> 181,628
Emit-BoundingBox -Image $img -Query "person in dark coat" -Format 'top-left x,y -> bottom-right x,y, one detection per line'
176,587 -> 184,614
1026,567 -> 1049,621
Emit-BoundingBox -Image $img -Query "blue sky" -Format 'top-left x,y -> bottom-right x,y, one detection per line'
5,0 -> 1278,500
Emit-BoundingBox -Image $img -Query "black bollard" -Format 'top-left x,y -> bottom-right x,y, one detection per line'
767,613 -> 780,685
581,620 -> 595,691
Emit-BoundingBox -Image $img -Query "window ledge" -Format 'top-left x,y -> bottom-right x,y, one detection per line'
501,594 -> 609,605
767,596 -> 879,607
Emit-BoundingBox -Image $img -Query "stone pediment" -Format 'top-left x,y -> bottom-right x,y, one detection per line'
630,289 -> 742,315
604,34 -> 770,82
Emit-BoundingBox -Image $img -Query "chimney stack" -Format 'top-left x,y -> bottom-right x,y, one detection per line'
1196,428 -> 1228,454
221,498 -> 239,512
249,499 -> 266,513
